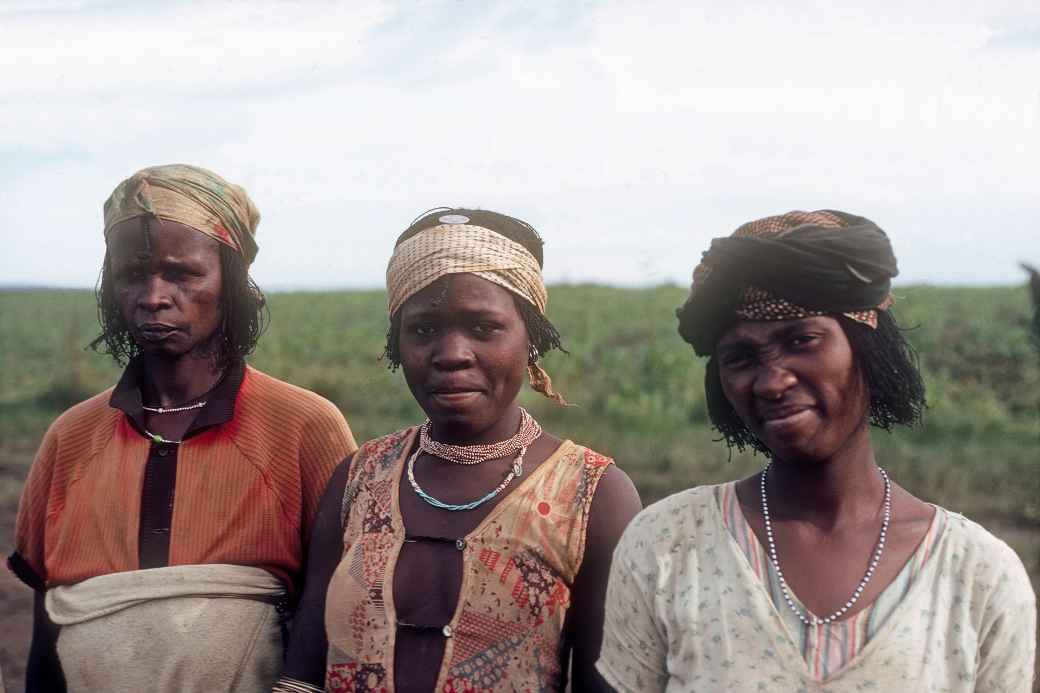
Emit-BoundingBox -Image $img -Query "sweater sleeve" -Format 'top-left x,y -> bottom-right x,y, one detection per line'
10,423 -> 61,588
974,540 -> 1037,693
298,400 -> 357,543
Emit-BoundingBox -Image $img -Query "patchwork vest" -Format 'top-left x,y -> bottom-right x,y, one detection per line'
324,427 -> 613,692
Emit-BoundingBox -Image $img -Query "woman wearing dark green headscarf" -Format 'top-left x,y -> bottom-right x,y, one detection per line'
597,210 -> 1035,692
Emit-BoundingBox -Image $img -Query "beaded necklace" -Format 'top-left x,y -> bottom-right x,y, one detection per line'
144,430 -> 183,445
407,446 -> 525,512
418,408 -> 541,465
142,400 -> 206,414
408,408 -> 542,511
760,462 -> 891,626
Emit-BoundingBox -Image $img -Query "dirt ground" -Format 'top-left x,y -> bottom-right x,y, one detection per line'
1,498 -> 31,691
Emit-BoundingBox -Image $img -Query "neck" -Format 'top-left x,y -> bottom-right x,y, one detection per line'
139,351 -> 225,407
429,404 -> 523,446
766,424 -> 881,530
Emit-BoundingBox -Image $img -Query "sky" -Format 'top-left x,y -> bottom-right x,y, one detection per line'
1,0 -> 1038,290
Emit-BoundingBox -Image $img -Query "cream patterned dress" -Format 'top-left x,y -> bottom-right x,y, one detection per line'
597,485 -> 1036,692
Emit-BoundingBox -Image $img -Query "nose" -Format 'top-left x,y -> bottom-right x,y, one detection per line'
431,330 -> 475,370
137,274 -> 174,312
752,363 -> 797,401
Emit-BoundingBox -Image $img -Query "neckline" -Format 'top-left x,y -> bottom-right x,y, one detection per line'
390,427 -> 574,541
110,357 -> 246,443
385,427 -> 575,689
711,481 -> 946,684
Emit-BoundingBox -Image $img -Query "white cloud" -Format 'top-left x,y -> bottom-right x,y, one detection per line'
2,0 -> 1038,289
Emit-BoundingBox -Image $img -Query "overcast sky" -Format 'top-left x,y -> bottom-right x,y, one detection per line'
2,0 -> 1037,290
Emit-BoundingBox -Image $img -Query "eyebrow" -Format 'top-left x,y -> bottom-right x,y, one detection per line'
402,306 -> 510,321
717,321 -> 819,351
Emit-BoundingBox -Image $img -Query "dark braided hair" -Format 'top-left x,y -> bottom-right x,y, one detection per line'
704,311 -> 926,455
90,231 -> 268,371
382,207 -> 565,370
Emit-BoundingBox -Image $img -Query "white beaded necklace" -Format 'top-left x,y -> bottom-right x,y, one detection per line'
142,400 -> 207,414
408,408 -> 542,511
760,463 -> 891,626
418,408 -> 542,465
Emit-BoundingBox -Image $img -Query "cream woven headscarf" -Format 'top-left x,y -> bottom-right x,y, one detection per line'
386,221 -> 565,404
103,164 -> 260,264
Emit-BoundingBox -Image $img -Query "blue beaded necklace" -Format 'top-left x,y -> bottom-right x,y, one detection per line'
406,446 -> 525,512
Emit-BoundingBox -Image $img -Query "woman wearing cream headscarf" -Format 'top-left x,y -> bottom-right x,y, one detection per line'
10,164 -> 357,692
276,208 -> 642,692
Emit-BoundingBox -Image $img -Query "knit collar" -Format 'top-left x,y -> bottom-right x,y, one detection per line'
109,356 -> 245,439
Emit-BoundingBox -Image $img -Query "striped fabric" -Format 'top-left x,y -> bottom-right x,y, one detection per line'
12,366 -> 356,594
715,481 -> 945,681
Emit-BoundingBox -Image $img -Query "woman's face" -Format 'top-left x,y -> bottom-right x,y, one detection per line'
715,316 -> 870,462
108,217 -> 224,361
398,273 -> 530,442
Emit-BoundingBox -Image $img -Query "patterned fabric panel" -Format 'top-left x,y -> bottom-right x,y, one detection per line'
325,429 -> 613,692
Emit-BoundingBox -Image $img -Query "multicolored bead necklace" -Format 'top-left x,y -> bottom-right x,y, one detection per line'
144,430 -> 183,445
408,408 -> 543,511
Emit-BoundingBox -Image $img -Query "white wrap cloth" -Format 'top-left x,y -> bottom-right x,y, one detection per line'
46,564 -> 286,692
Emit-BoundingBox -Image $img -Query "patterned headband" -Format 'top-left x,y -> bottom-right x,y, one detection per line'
103,164 -> 260,264
386,219 -> 565,404
386,223 -> 547,318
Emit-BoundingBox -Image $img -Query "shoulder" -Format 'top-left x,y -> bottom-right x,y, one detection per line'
25,388 -> 119,490
44,387 -> 120,445
616,486 -> 718,558
941,510 -> 1027,570
938,508 -> 1035,605
51,387 -> 118,429
355,427 -> 417,468
566,442 -> 615,470
241,366 -> 347,427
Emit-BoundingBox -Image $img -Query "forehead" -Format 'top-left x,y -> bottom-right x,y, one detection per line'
399,273 -> 519,316
717,315 -> 843,347
108,218 -> 221,261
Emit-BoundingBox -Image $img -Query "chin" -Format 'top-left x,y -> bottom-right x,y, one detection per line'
136,343 -> 181,358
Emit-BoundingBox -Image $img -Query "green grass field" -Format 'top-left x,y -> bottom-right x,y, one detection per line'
0,285 -> 1038,688
3,285 -> 1037,521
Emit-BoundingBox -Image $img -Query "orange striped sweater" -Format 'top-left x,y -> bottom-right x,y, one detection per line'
12,365 -> 356,594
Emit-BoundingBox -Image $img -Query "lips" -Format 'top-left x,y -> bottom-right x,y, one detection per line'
757,404 -> 816,432
136,323 -> 180,341
426,382 -> 485,406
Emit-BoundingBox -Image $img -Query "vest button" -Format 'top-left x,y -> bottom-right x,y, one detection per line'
442,625 -> 454,638
455,539 -> 467,551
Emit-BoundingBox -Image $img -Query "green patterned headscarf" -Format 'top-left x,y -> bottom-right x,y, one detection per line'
103,164 -> 260,264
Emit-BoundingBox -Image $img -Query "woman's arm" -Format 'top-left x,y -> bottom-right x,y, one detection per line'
278,454 -> 355,687
26,589 -> 66,692
565,464 -> 642,692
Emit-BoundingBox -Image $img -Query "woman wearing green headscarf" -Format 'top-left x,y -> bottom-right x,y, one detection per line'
597,210 -> 1036,692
